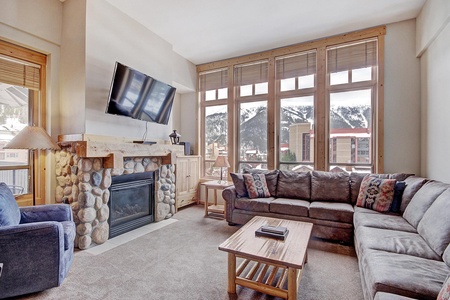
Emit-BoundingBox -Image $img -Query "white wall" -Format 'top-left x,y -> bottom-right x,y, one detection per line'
77,0 -> 196,141
417,0 -> 450,182
383,19 -> 421,174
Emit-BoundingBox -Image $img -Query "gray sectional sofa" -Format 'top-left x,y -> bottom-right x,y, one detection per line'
222,170 -> 450,300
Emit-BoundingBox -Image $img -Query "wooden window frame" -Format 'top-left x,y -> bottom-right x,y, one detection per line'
0,39 -> 48,206
197,26 -> 385,175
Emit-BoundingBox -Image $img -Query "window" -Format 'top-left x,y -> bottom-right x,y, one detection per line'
198,26 -> 385,176
0,39 -> 47,205
199,69 -> 229,177
235,61 -> 269,171
327,39 -> 377,173
276,51 -> 316,171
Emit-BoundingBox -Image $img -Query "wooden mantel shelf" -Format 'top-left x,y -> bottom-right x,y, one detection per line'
58,134 -> 185,169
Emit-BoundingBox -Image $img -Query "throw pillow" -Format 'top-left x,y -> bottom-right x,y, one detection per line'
243,173 -> 270,199
438,275 -> 450,300
0,182 -> 21,226
230,173 -> 248,198
356,175 -> 396,212
390,181 -> 406,213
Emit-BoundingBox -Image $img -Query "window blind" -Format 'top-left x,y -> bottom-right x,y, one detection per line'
327,39 -> 377,73
199,68 -> 228,92
234,61 -> 268,85
0,56 -> 40,90
276,51 -> 317,79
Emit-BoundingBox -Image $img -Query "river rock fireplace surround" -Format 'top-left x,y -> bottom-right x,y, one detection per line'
55,135 -> 184,250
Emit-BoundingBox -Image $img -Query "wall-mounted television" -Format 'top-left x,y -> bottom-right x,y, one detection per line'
106,62 -> 176,125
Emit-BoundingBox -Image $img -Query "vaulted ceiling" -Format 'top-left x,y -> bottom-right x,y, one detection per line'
106,0 -> 426,65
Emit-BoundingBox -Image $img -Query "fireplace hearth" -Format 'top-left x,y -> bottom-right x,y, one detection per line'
108,171 -> 155,238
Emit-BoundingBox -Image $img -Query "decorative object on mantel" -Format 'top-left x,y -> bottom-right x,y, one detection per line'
3,125 -> 60,204
169,130 -> 181,144
213,155 -> 230,183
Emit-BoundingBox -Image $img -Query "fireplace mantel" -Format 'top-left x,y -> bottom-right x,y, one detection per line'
58,134 -> 184,169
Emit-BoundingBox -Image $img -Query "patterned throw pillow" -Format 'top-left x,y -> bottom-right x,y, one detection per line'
243,173 -> 271,199
356,175 -> 396,212
438,275 -> 450,300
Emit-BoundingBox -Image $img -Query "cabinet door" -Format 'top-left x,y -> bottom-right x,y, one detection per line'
187,157 -> 200,193
176,158 -> 190,194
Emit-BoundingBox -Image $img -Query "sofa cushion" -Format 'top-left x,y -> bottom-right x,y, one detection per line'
354,209 -> 416,233
309,201 -> 354,223
403,181 -> 449,228
356,176 -> 396,212
438,275 -> 450,300
417,188 -> 450,256
311,171 -> 350,203
234,197 -> 274,212
276,170 -> 310,199
243,173 -> 271,198
360,248 -> 450,299
374,292 -> 417,300
0,182 -> 20,226
355,226 -> 441,261
230,173 -> 248,198
244,169 -> 279,196
269,198 -> 309,217
400,176 -> 428,213
444,244 -> 450,268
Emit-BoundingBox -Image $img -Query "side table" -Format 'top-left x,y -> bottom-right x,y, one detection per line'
201,180 -> 233,218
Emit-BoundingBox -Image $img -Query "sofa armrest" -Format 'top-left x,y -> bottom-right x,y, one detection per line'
222,186 -> 237,222
0,222 -> 65,298
19,204 -> 73,224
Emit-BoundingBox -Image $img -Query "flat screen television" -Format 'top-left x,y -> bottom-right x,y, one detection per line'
106,62 -> 176,125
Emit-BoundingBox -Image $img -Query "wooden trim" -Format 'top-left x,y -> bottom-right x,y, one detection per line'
376,35 -> 385,173
0,39 -> 46,65
197,25 -> 386,71
267,57 -> 276,170
315,47 -> 327,170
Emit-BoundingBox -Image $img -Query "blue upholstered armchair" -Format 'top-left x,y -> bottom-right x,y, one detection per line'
0,183 -> 75,299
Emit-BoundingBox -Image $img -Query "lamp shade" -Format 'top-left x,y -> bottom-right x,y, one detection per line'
3,125 -> 61,150
213,155 -> 230,168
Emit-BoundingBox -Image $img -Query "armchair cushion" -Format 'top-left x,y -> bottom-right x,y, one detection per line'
0,182 -> 20,226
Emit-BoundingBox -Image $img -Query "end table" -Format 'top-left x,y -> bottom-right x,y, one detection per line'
201,180 -> 233,218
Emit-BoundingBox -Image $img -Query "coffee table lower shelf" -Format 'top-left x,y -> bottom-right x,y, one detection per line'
228,254 -> 304,299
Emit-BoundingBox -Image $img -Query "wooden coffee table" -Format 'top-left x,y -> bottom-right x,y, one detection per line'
218,216 -> 313,300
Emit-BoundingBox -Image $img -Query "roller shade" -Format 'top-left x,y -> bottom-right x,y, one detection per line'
0,56 -> 40,90
327,40 -> 377,73
234,61 -> 268,85
199,68 -> 228,91
276,51 -> 317,79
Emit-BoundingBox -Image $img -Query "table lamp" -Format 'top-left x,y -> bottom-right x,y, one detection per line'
213,155 -> 230,183
3,125 -> 61,204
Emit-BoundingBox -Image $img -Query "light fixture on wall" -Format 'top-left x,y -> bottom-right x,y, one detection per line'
213,155 -> 230,184
169,130 -> 181,145
3,125 -> 61,205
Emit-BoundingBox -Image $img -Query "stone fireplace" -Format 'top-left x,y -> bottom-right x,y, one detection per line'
55,134 -> 183,249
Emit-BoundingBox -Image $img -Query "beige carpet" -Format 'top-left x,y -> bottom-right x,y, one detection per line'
16,205 -> 363,300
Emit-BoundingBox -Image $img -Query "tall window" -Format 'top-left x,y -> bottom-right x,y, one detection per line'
276,51 -> 316,172
235,61 -> 269,171
0,40 -> 47,206
327,39 -> 377,173
198,26 -> 385,176
199,69 -> 229,178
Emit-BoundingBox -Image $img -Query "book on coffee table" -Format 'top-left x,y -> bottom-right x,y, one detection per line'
255,225 -> 289,240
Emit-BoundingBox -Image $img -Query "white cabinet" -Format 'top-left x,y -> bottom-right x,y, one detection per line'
175,155 -> 200,210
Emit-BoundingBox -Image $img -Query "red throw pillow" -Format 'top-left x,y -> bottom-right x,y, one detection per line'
356,175 -> 396,212
243,173 -> 271,198
438,276 -> 450,300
